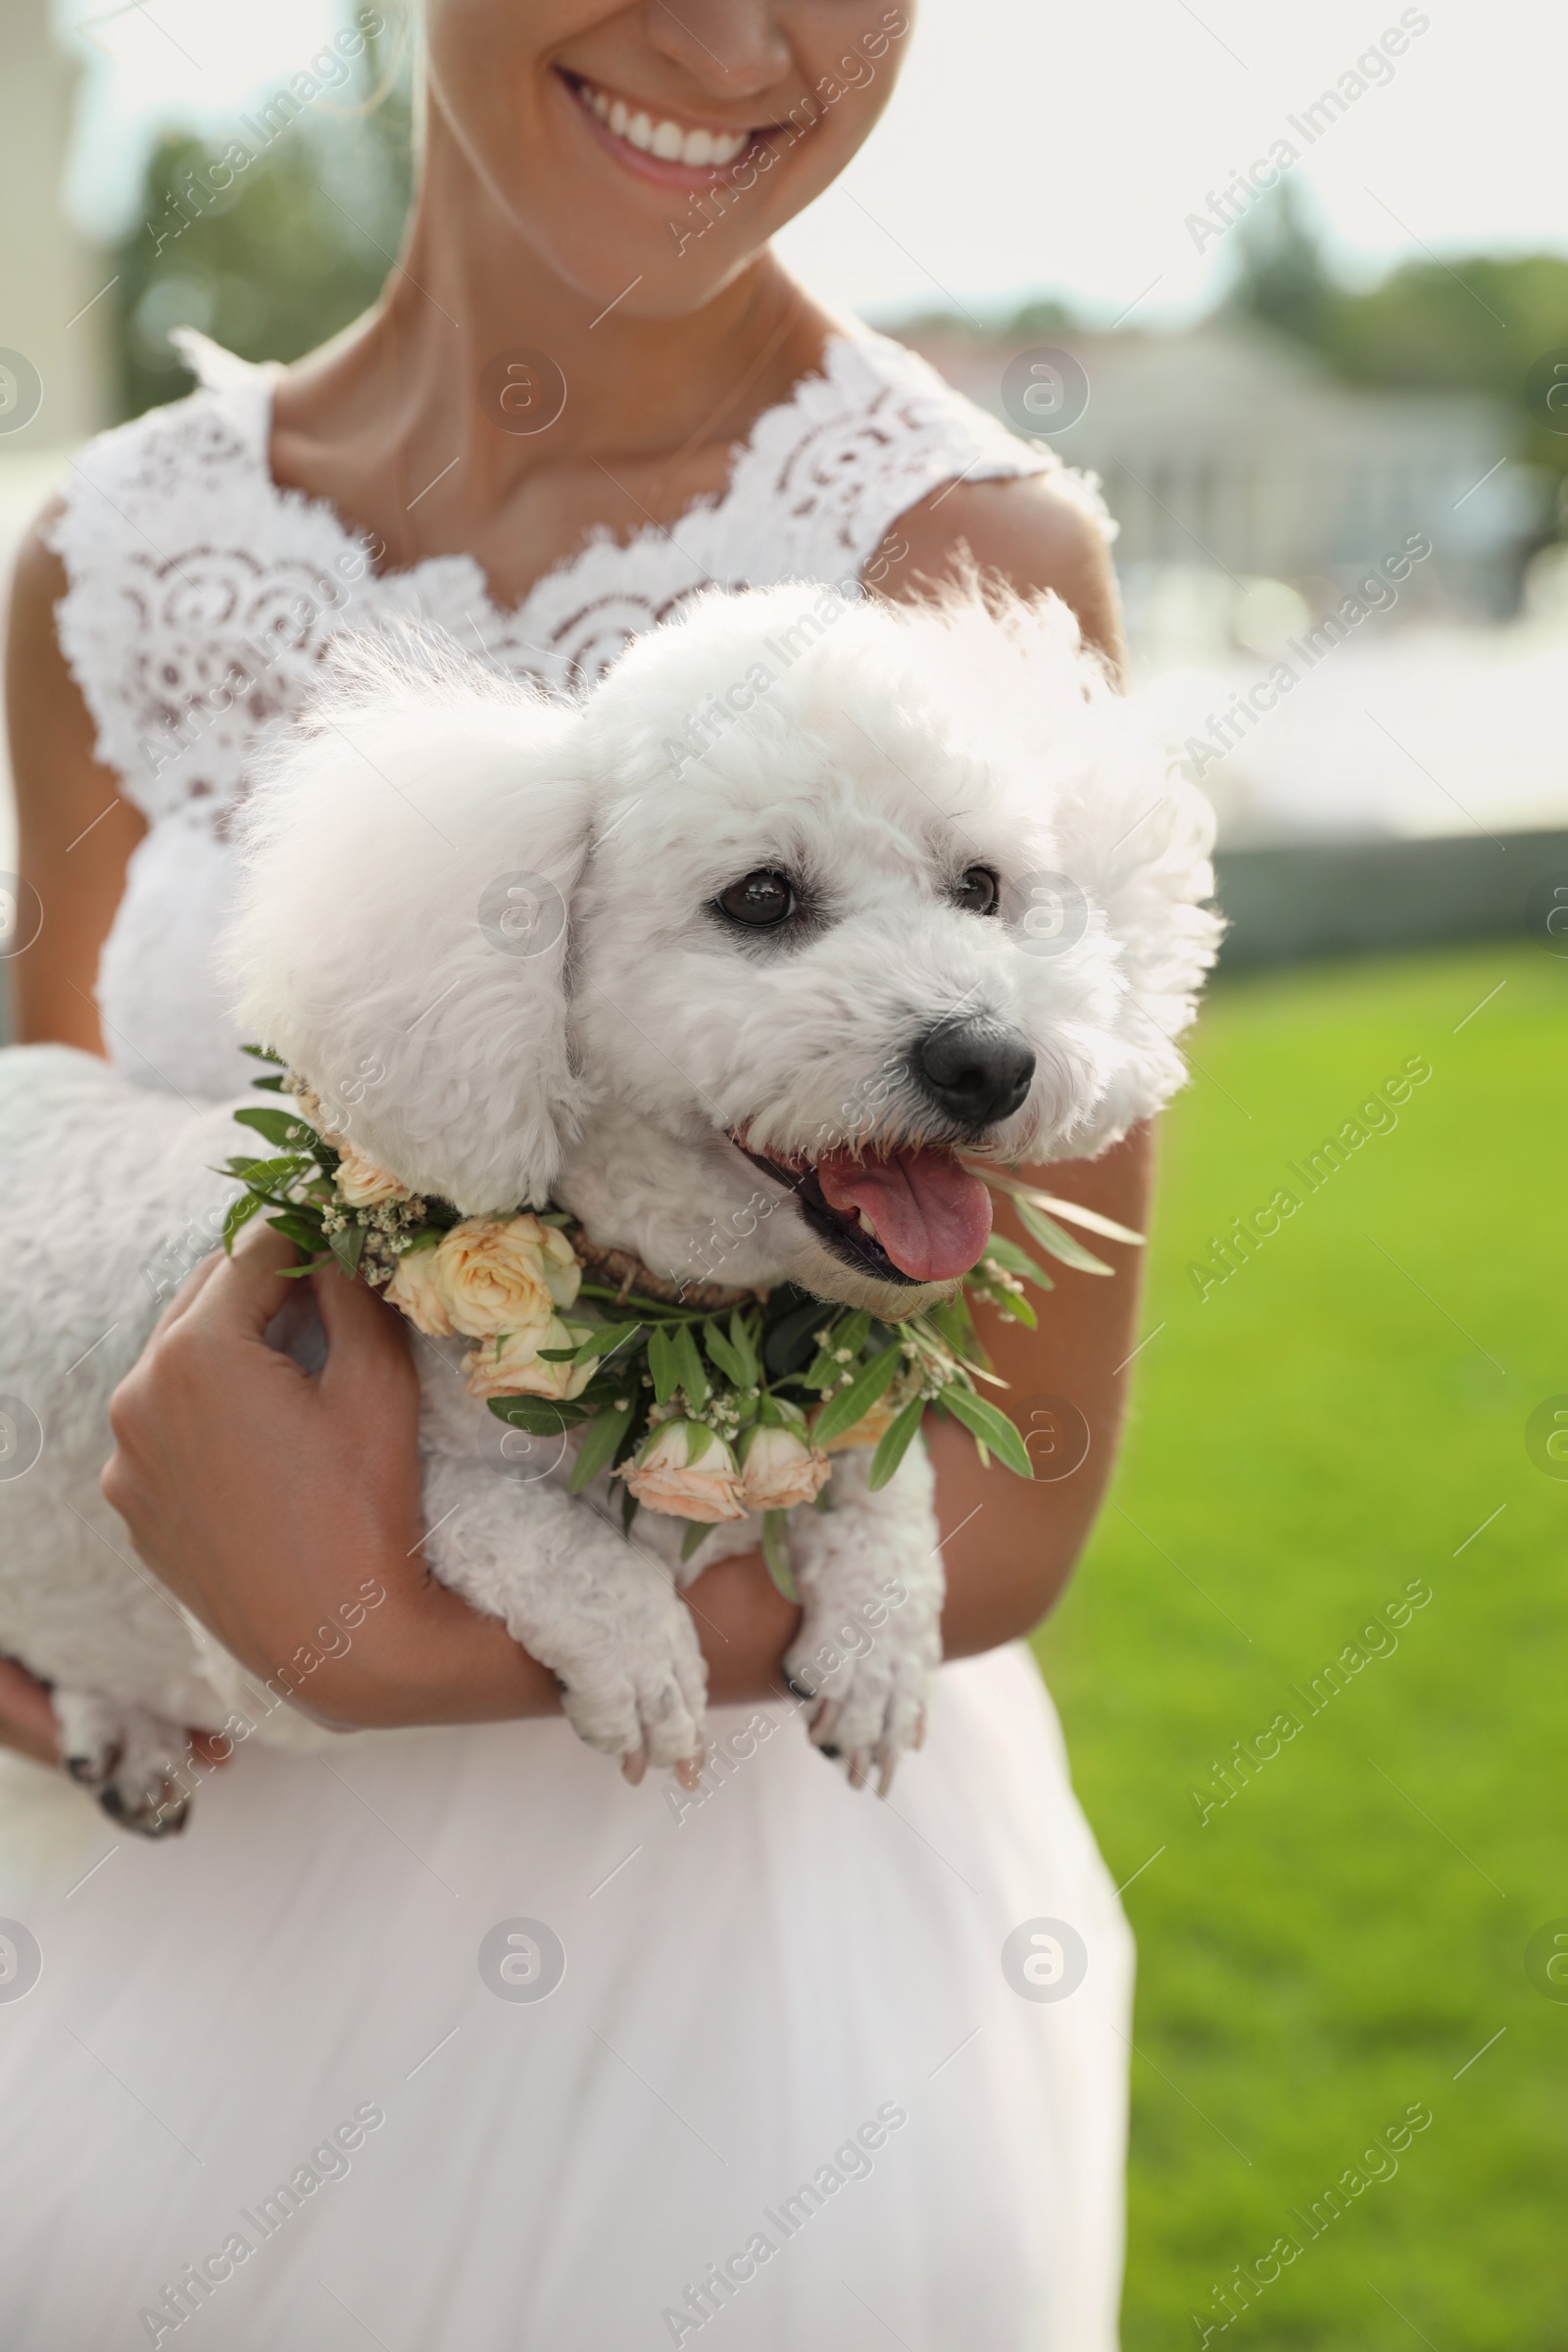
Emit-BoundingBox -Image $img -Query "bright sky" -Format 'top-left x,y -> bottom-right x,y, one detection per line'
58,0 -> 1568,322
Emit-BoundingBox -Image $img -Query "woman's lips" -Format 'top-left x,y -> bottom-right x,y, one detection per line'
558,67 -> 784,190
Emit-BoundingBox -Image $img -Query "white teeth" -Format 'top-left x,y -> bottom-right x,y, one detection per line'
858,1210 -> 879,1240
576,75 -> 751,170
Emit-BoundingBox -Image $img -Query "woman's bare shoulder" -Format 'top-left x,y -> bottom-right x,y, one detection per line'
872,468 -> 1125,669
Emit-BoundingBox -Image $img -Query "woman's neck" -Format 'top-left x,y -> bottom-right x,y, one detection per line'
272,115 -> 835,580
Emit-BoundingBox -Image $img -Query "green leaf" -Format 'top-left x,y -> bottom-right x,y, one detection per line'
221,1191 -> 264,1252
328,1222 -> 366,1277
568,1397 -> 635,1494
941,1385 -> 1034,1478
811,1344 -> 903,1448
233,1103 -> 316,1151
276,1251 -> 332,1279
975,1233 -> 1054,1290
487,1395 -> 591,1433
680,1519 -> 710,1564
670,1321 -> 710,1410
400,1226 -> 443,1254
837,1308 -> 872,1359
227,1152 -> 312,1189
763,1298 -> 828,1377
703,1321 -> 749,1386
1014,1199 -> 1114,1276
928,1294 -> 977,1356
240,1042 -> 285,1064
1019,1190 -> 1143,1246
760,1509 -> 800,1602
868,1395 -> 927,1491
620,1484 -> 641,1535
647,1323 -> 680,1405
568,1321 -> 643,1367
265,1211 -> 328,1248
727,1309 -> 760,1387
251,1073 -> 287,1092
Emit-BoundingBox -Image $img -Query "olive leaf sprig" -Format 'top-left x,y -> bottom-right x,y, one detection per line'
217,1049 -> 1143,1588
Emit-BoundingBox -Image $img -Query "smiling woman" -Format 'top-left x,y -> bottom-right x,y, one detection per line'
2,3 -> 1166,2346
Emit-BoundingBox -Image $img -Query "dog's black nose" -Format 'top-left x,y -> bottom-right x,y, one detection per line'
913,1020 -> 1036,1128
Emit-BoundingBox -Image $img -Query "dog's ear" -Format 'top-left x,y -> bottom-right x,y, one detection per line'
229,634 -> 591,1213
914,587 -> 1222,1157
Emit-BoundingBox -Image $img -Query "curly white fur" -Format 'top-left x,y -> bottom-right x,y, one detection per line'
0,583 -> 1218,1832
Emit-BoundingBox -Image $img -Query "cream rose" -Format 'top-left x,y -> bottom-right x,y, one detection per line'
385,1245 -> 455,1337
334,1141 -> 411,1208
740,1424 -> 831,1511
433,1214 -> 580,1341
464,1317 -> 595,1402
622,1420 -> 748,1523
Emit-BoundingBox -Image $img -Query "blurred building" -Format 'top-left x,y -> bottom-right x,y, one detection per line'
898,318 -> 1547,644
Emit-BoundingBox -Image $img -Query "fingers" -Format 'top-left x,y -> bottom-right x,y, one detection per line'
311,1259 -> 416,1396
0,1658 -> 62,1768
174,1219 -> 302,1348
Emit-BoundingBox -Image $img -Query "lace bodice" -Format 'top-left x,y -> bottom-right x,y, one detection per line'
50,326 -> 1101,1098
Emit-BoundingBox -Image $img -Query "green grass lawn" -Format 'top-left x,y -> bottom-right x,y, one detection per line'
1034,941 -> 1568,2349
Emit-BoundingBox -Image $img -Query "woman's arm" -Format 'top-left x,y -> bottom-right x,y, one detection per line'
3,467 -> 1155,1751
4,512 -> 148,1054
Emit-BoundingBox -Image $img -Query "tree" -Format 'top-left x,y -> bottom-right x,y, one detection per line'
112,22 -> 413,419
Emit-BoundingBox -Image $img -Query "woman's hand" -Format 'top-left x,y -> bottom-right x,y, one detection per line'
0,1658 -> 67,1768
103,1223 -> 567,1733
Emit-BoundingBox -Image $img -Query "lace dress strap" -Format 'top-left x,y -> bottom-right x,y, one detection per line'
44,326 -> 1108,839
705,329 -> 1106,587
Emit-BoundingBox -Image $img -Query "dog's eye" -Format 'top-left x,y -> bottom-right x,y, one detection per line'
716,869 -> 795,928
955,865 -> 1001,916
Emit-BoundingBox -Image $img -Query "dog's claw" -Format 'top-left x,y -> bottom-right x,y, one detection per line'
620,1747 -> 648,1788
875,1745 -> 898,1799
847,1749 -> 871,1791
674,1753 -> 705,1790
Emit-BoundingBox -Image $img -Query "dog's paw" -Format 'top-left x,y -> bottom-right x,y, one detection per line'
547,1582 -> 710,1781
52,1690 -> 194,1838
783,1610 -> 937,1796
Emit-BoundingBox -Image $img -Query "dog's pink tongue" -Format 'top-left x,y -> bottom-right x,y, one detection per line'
815,1149 -> 993,1283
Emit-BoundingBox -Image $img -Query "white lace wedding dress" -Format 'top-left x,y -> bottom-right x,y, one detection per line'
0,329 -> 1133,2351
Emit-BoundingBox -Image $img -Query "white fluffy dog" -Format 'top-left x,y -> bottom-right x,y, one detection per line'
0,582 -> 1218,1833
